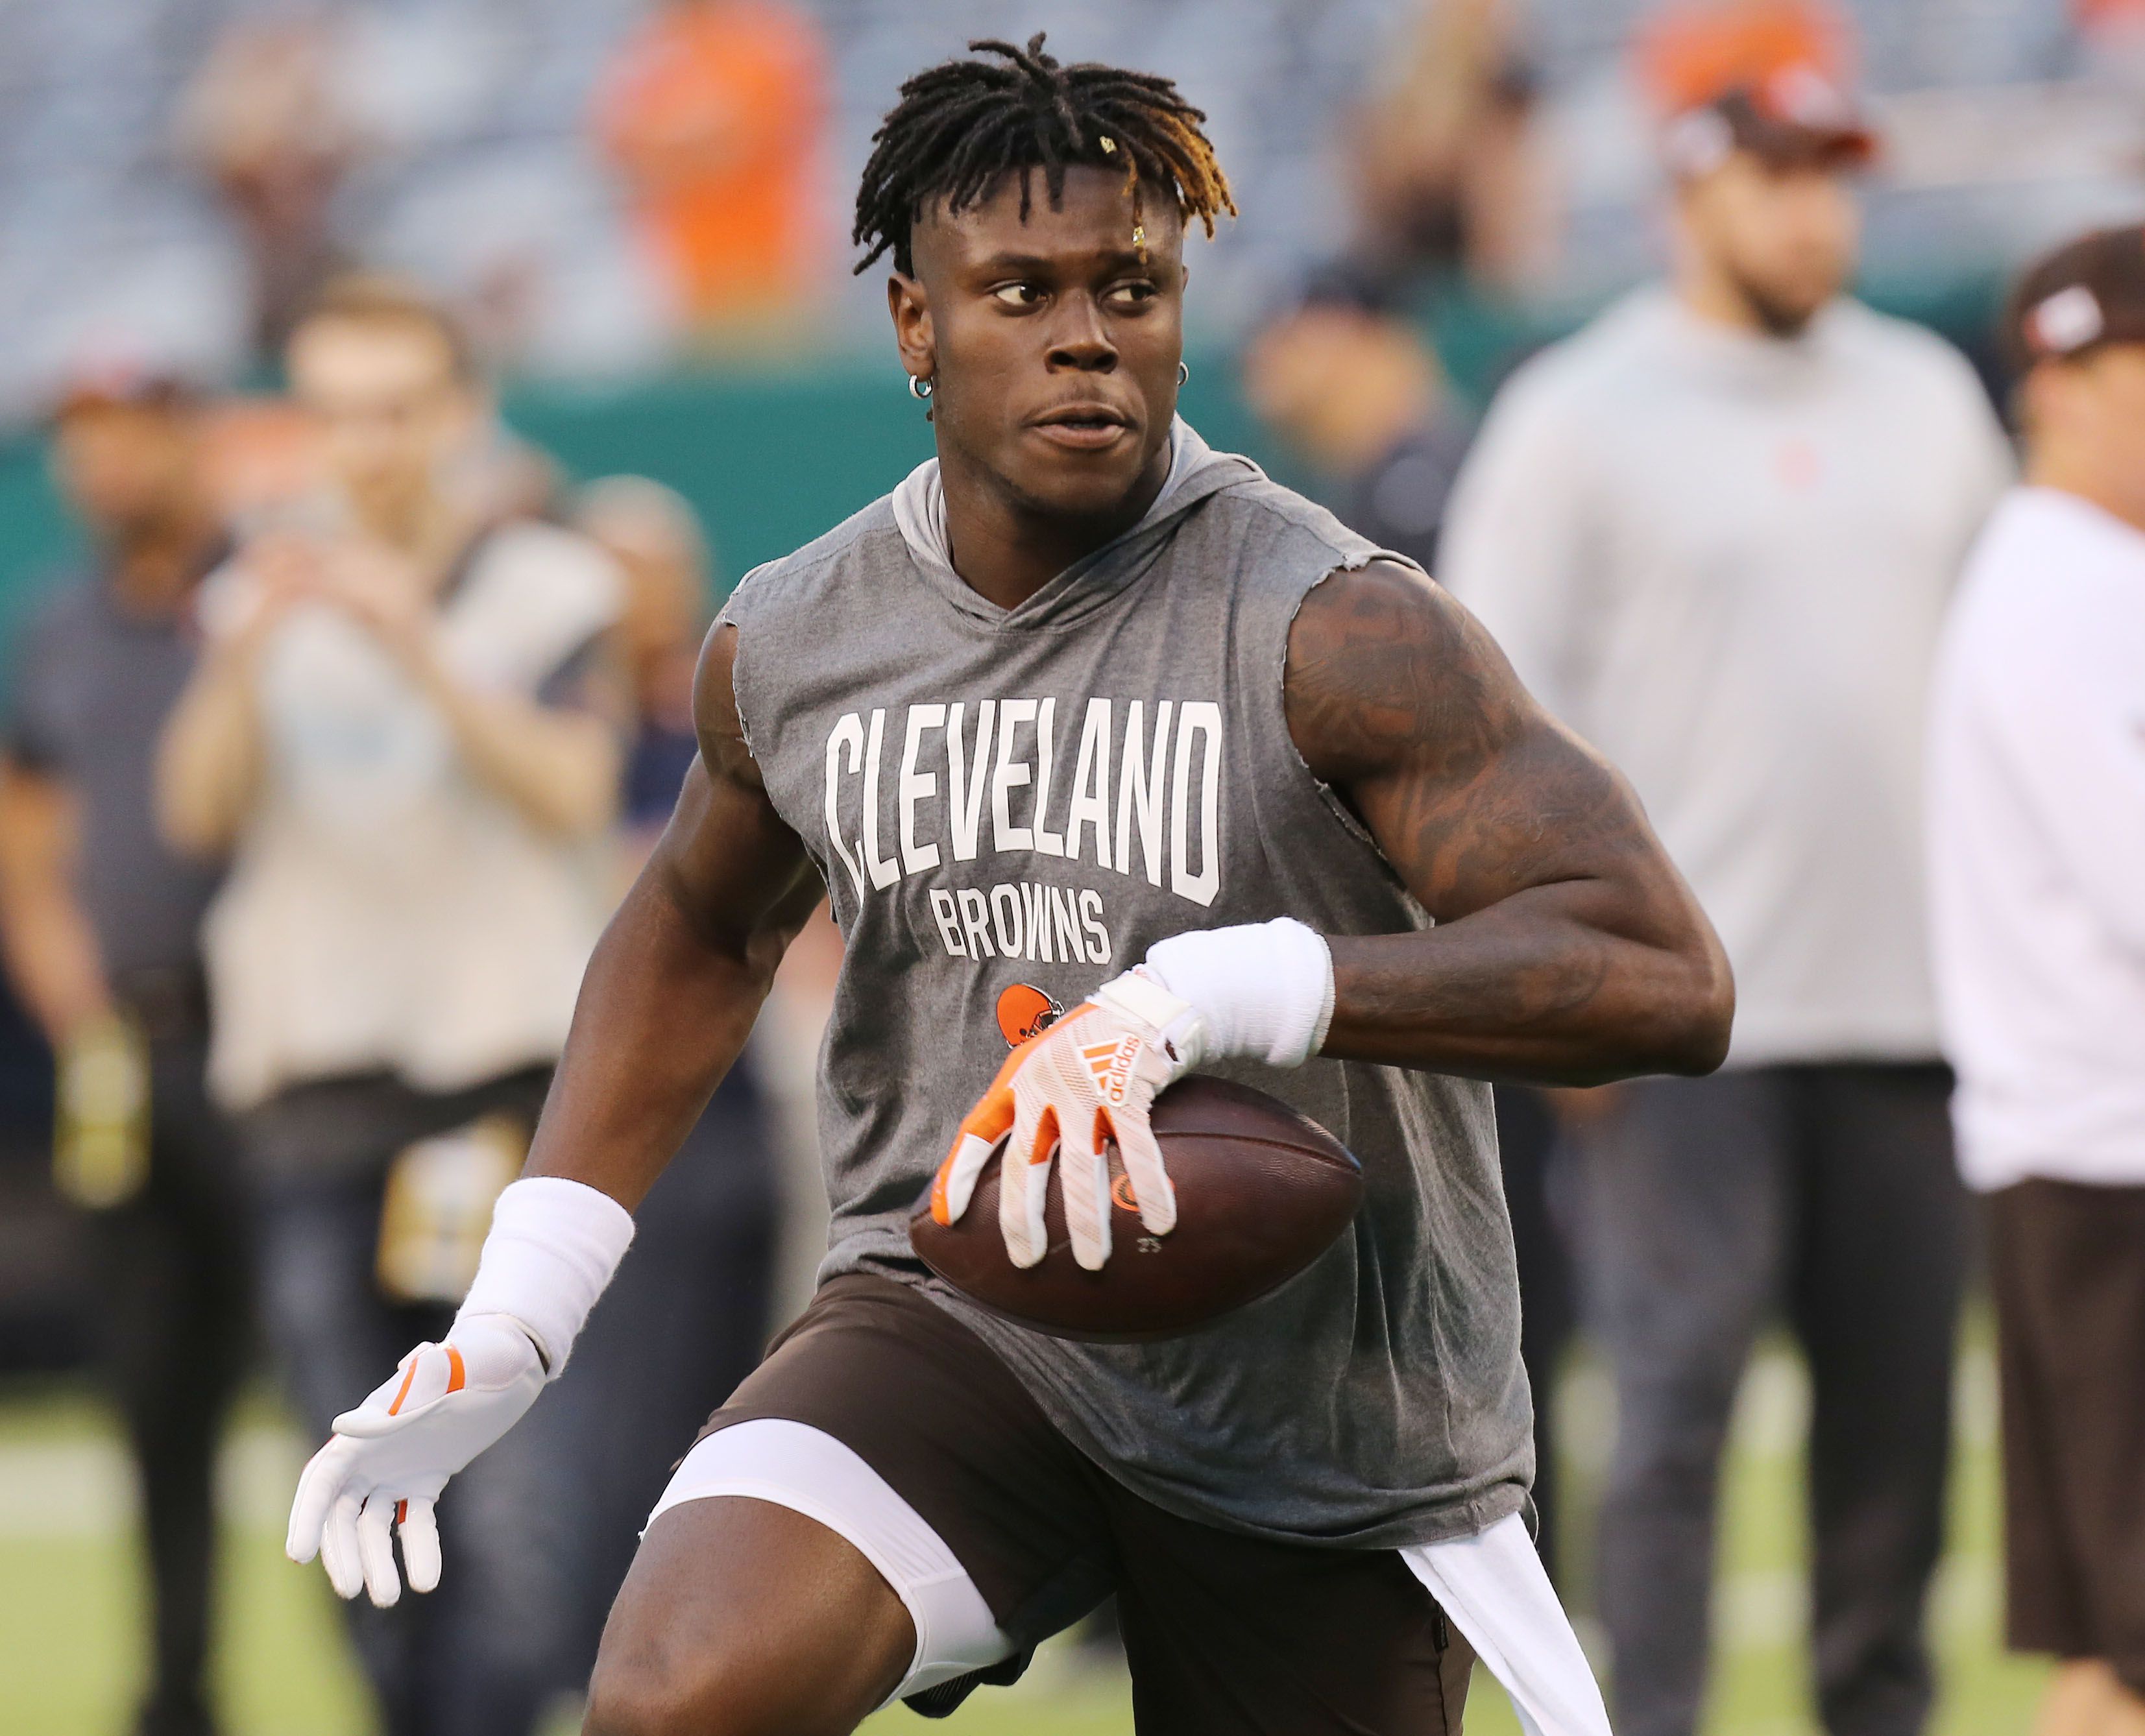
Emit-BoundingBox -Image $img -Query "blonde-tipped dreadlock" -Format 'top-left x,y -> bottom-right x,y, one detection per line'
851,33 -> 1237,276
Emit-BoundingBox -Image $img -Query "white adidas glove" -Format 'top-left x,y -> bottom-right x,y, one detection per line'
934,970 -> 1193,1272
285,1177 -> 633,1606
285,1314 -> 543,1606
933,917 -> 1335,1271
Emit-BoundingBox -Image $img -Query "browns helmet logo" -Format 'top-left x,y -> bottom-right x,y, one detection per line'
996,983 -> 1064,1047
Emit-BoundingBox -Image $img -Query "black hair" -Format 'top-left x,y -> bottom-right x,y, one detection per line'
852,32 -> 1235,277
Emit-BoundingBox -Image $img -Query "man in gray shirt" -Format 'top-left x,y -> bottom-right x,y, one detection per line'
1442,32 -> 2009,1736
0,377 -> 246,1736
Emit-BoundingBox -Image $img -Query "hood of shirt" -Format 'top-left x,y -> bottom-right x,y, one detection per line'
888,416 -> 1263,630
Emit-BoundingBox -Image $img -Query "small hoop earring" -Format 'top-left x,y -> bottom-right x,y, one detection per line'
908,374 -> 934,400
1177,361 -> 1190,386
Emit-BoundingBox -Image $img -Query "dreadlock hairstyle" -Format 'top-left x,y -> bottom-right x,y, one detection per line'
852,33 -> 1237,278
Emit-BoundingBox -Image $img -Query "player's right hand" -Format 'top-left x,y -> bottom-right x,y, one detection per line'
285,1312 -> 544,1607
934,970 -> 1200,1272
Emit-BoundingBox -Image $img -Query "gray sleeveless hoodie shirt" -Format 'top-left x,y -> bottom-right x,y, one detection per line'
721,421 -> 1529,1549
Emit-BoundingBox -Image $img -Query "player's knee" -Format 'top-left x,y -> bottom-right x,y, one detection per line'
585,1644 -> 755,1736
583,1635 -> 827,1736
587,1495 -> 914,1735
583,1646 -> 679,1736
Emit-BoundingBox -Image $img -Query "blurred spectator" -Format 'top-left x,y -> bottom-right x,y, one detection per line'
2076,0 -> 2145,50
2078,0 -> 2145,93
193,396 -> 326,526
0,376 -> 248,1736
552,476 -> 779,1679
1438,12 -> 2013,1736
176,16 -> 362,364
457,418 -> 566,529
1929,226 -> 2145,1736
592,0 -> 829,343
1242,267 -> 1472,573
573,477 -> 707,836
1486,1083 -> 1579,1587
156,277 -> 625,1736
1348,0 -> 1553,295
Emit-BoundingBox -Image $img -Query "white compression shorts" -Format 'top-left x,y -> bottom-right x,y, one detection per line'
648,1418 -> 1016,1704
649,1417 -> 1612,1734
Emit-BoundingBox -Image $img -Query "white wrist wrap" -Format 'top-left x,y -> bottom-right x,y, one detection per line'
455,1177 -> 635,1378
1138,917 -> 1336,1069
1093,970 -> 1208,1069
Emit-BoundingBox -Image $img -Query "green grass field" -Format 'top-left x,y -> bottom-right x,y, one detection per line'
0,1328 -> 2046,1736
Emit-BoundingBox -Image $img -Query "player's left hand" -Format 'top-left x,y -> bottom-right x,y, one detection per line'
933,970 -> 1203,1271
285,1313 -> 544,1608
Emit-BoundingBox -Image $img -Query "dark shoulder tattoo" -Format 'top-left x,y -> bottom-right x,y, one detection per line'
1283,559 -> 1523,791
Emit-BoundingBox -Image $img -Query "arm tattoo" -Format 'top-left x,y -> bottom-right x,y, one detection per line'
1284,561 -> 1731,1079
1287,562 -> 1638,919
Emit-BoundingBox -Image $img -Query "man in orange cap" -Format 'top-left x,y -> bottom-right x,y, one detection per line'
593,0 -> 827,338
1441,8 -> 2011,1736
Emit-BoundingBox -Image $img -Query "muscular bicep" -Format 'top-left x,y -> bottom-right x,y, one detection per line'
656,623 -> 821,968
1285,561 -> 1677,937
1284,562 -> 1732,1079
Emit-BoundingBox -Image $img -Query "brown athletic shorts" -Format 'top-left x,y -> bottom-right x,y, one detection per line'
1987,1179 -> 2145,1691
697,1268 -> 1475,1733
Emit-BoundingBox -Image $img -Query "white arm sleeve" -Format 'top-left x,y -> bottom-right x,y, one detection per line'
1137,918 -> 1335,1068
456,1177 -> 635,1375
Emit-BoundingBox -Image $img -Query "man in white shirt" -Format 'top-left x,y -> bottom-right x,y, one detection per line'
1929,226 -> 2145,1736
1439,16 -> 2011,1736
158,278 -> 626,1736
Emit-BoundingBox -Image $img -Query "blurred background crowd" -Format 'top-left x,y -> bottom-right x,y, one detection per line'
3,2 -> 2144,1736
3,0 -> 2145,402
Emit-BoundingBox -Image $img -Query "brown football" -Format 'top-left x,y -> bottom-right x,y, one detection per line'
909,1075 -> 1364,1342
